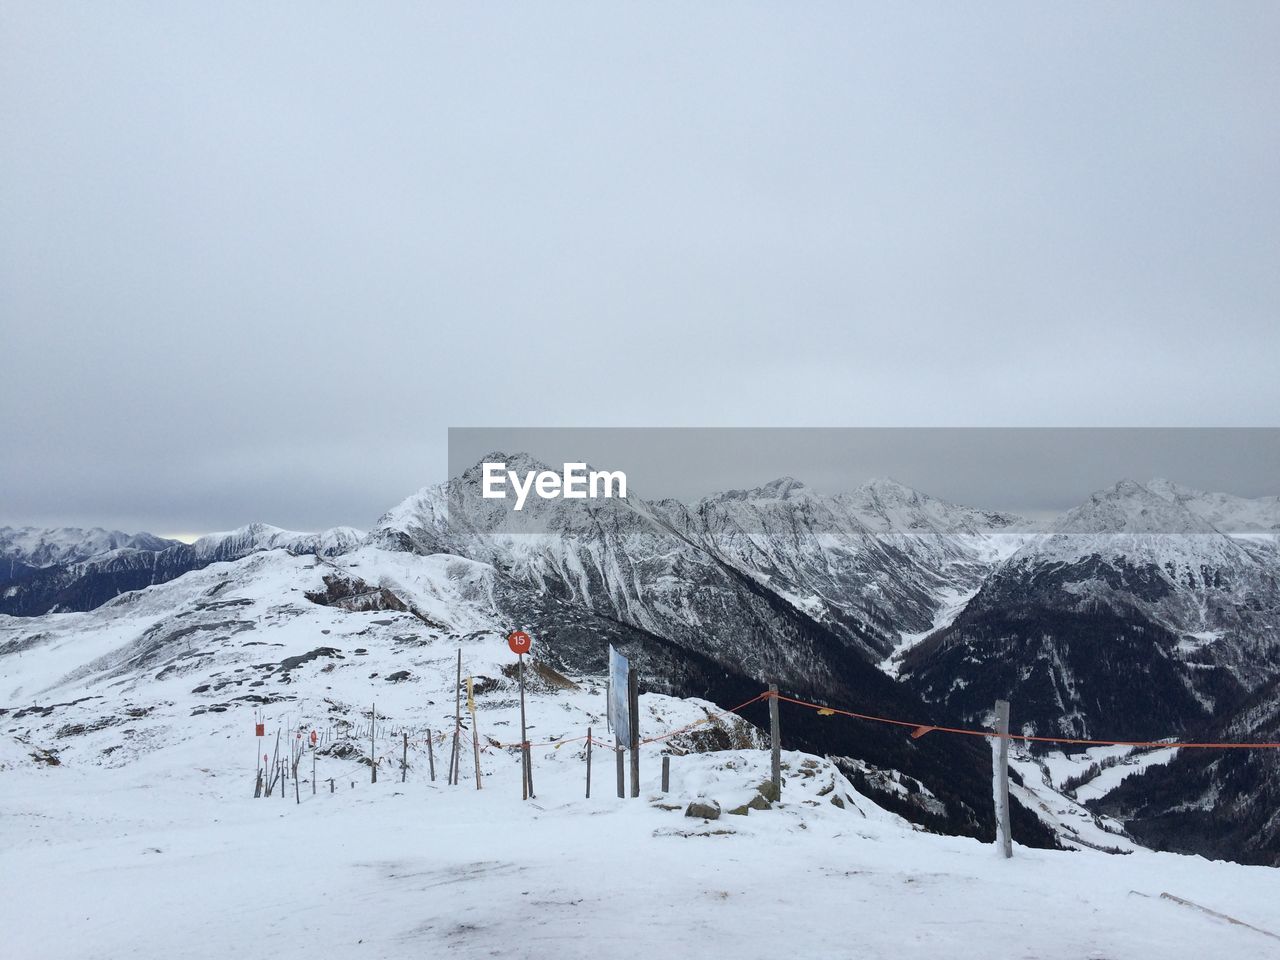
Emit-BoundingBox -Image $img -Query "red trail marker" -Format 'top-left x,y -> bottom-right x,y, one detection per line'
507,630 -> 531,655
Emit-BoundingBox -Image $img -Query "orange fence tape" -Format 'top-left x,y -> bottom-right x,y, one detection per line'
769,692 -> 1280,750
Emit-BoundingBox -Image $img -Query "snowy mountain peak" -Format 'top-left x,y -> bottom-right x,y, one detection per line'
714,476 -> 809,501
756,476 -> 806,499
1146,477 -> 1192,501
190,523 -> 365,559
1147,478 -> 1280,534
856,477 -> 923,501
1051,480 -> 1219,536
0,525 -> 178,569
456,451 -> 555,484
842,479 -> 1027,536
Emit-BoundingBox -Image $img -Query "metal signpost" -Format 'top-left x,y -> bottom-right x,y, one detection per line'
507,630 -> 533,799
608,645 -> 631,799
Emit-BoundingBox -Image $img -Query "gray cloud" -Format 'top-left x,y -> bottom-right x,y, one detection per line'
2,4 -> 1278,533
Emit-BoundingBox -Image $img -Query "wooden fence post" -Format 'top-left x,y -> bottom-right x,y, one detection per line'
994,699 -> 1013,859
627,668 -> 640,798
427,728 -> 436,782
661,754 -> 670,793
269,730 -> 280,798
769,683 -> 781,799
402,732 -> 408,783
370,702 -> 377,784
451,650 -> 462,787
585,727 -> 592,799
615,746 -> 624,799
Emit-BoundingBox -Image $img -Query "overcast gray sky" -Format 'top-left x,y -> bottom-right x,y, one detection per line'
2,3 -> 1278,537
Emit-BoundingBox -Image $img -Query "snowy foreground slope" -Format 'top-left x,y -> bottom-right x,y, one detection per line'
5,748 -> 1280,960
3,547 -> 1280,958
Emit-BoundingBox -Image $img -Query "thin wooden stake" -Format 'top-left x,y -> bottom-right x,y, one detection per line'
769,682 -> 781,799
427,728 -> 436,782
585,728 -> 592,799
661,754 -> 670,793
370,702 -> 378,784
402,732 -> 409,783
451,650 -> 463,786
467,677 -> 482,790
267,727 -> 279,796
994,698 -> 1013,859
627,667 -> 639,798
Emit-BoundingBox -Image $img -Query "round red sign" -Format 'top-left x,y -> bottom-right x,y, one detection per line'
507,630 -> 532,655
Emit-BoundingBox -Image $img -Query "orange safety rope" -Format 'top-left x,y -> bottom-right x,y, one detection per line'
769,691 -> 1280,750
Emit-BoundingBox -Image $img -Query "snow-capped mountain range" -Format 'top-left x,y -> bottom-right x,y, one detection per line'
3,463 -> 1279,863
0,522 -> 365,616
904,479 -> 1280,734
0,526 -> 178,578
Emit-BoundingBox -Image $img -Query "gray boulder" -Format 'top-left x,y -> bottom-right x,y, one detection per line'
684,798 -> 721,820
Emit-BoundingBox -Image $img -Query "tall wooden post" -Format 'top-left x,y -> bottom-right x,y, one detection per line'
585,727 -> 593,799
615,746 -> 625,799
402,732 -> 409,783
370,702 -> 377,784
769,683 -> 781,799
994,699 -> 1013,859
450,650 -> 462,786
427,728 -> 436,782
661,754 -> 670,793
312,745 -> 316,795
627,668 -> 640,798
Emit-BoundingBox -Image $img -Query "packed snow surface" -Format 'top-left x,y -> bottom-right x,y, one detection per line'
5,748 -> 1280,960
